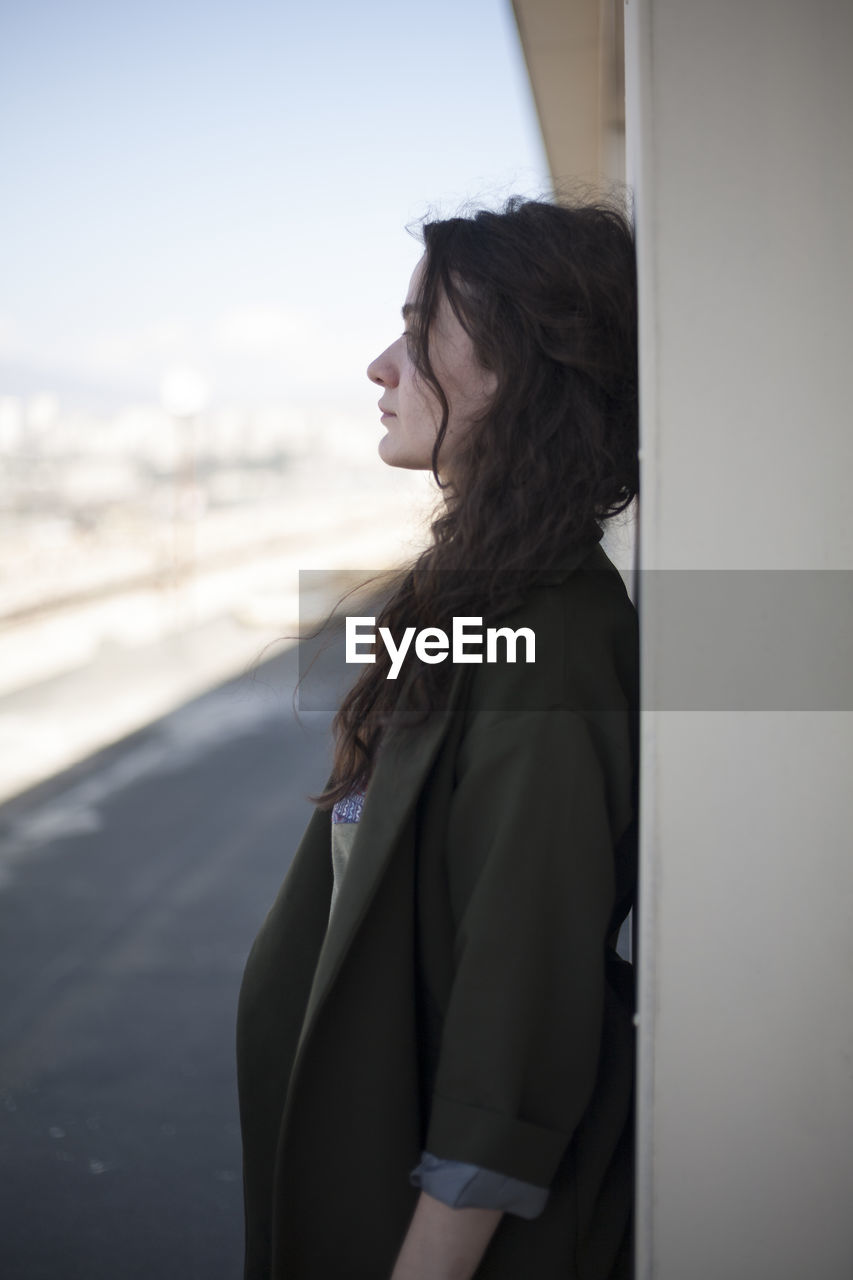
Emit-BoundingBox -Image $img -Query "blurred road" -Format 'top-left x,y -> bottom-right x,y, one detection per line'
0,642 -> 336,1280
0,473 -> 433,805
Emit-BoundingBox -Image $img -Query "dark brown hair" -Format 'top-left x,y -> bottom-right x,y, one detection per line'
311,195 -> 638,809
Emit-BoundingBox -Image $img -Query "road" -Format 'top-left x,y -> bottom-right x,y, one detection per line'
0,643 -> 335,1280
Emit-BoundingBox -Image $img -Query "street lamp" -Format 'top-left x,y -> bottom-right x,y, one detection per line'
159,366 -> 210,631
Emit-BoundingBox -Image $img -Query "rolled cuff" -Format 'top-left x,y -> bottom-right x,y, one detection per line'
425,1092 -> 570,1188
409,1151 -> 549,1220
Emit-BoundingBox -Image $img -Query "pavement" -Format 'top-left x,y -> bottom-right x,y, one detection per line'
0,639 -> 337,1279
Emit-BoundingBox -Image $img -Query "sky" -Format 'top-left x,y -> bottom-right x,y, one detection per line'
0,0 -> 551,412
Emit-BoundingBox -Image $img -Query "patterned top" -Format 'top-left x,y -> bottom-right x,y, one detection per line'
329,786 -> 366,921
331,790 -> 366,825
329,786 -> 549,1220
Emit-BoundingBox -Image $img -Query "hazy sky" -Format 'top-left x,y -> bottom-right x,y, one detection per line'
0,0 -> 550,409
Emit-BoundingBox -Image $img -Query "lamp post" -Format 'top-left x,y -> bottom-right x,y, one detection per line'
159,366 -> 209,633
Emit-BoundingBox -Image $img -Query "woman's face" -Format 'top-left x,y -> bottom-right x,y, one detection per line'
367,256 -> 497,481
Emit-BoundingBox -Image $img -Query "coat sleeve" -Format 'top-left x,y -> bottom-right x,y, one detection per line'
423,706 -> 617,1189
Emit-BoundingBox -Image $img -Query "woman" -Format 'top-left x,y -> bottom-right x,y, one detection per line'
236,196 -> 639,1280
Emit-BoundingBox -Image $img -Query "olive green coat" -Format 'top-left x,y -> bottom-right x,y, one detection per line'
236,542 -> 639,1279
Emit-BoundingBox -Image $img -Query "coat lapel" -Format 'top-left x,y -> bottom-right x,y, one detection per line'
294,662 -> 470,1055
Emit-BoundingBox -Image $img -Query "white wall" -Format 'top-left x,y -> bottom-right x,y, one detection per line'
625,1 -> 853,1277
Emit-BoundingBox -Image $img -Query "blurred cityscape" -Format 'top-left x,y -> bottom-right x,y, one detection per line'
0,387 -> 435,803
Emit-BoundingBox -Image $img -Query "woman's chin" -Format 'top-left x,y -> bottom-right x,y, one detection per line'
377,435 -> 428,471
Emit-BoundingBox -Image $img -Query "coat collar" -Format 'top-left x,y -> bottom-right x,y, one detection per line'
296,660 -> 470,1055
535,531 -> 605,584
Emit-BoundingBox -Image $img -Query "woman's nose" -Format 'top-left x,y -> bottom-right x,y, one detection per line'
367,344 -> 398,387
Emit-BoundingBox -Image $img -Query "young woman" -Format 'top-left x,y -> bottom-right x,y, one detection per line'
236,196 -> 639,1280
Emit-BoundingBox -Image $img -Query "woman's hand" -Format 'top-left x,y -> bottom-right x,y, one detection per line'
389,1191 -> 503,1280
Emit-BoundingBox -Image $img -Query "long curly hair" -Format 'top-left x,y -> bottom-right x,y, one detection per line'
311,195 -> 638,809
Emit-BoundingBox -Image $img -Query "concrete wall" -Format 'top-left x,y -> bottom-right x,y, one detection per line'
625,1 -> 853,1277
